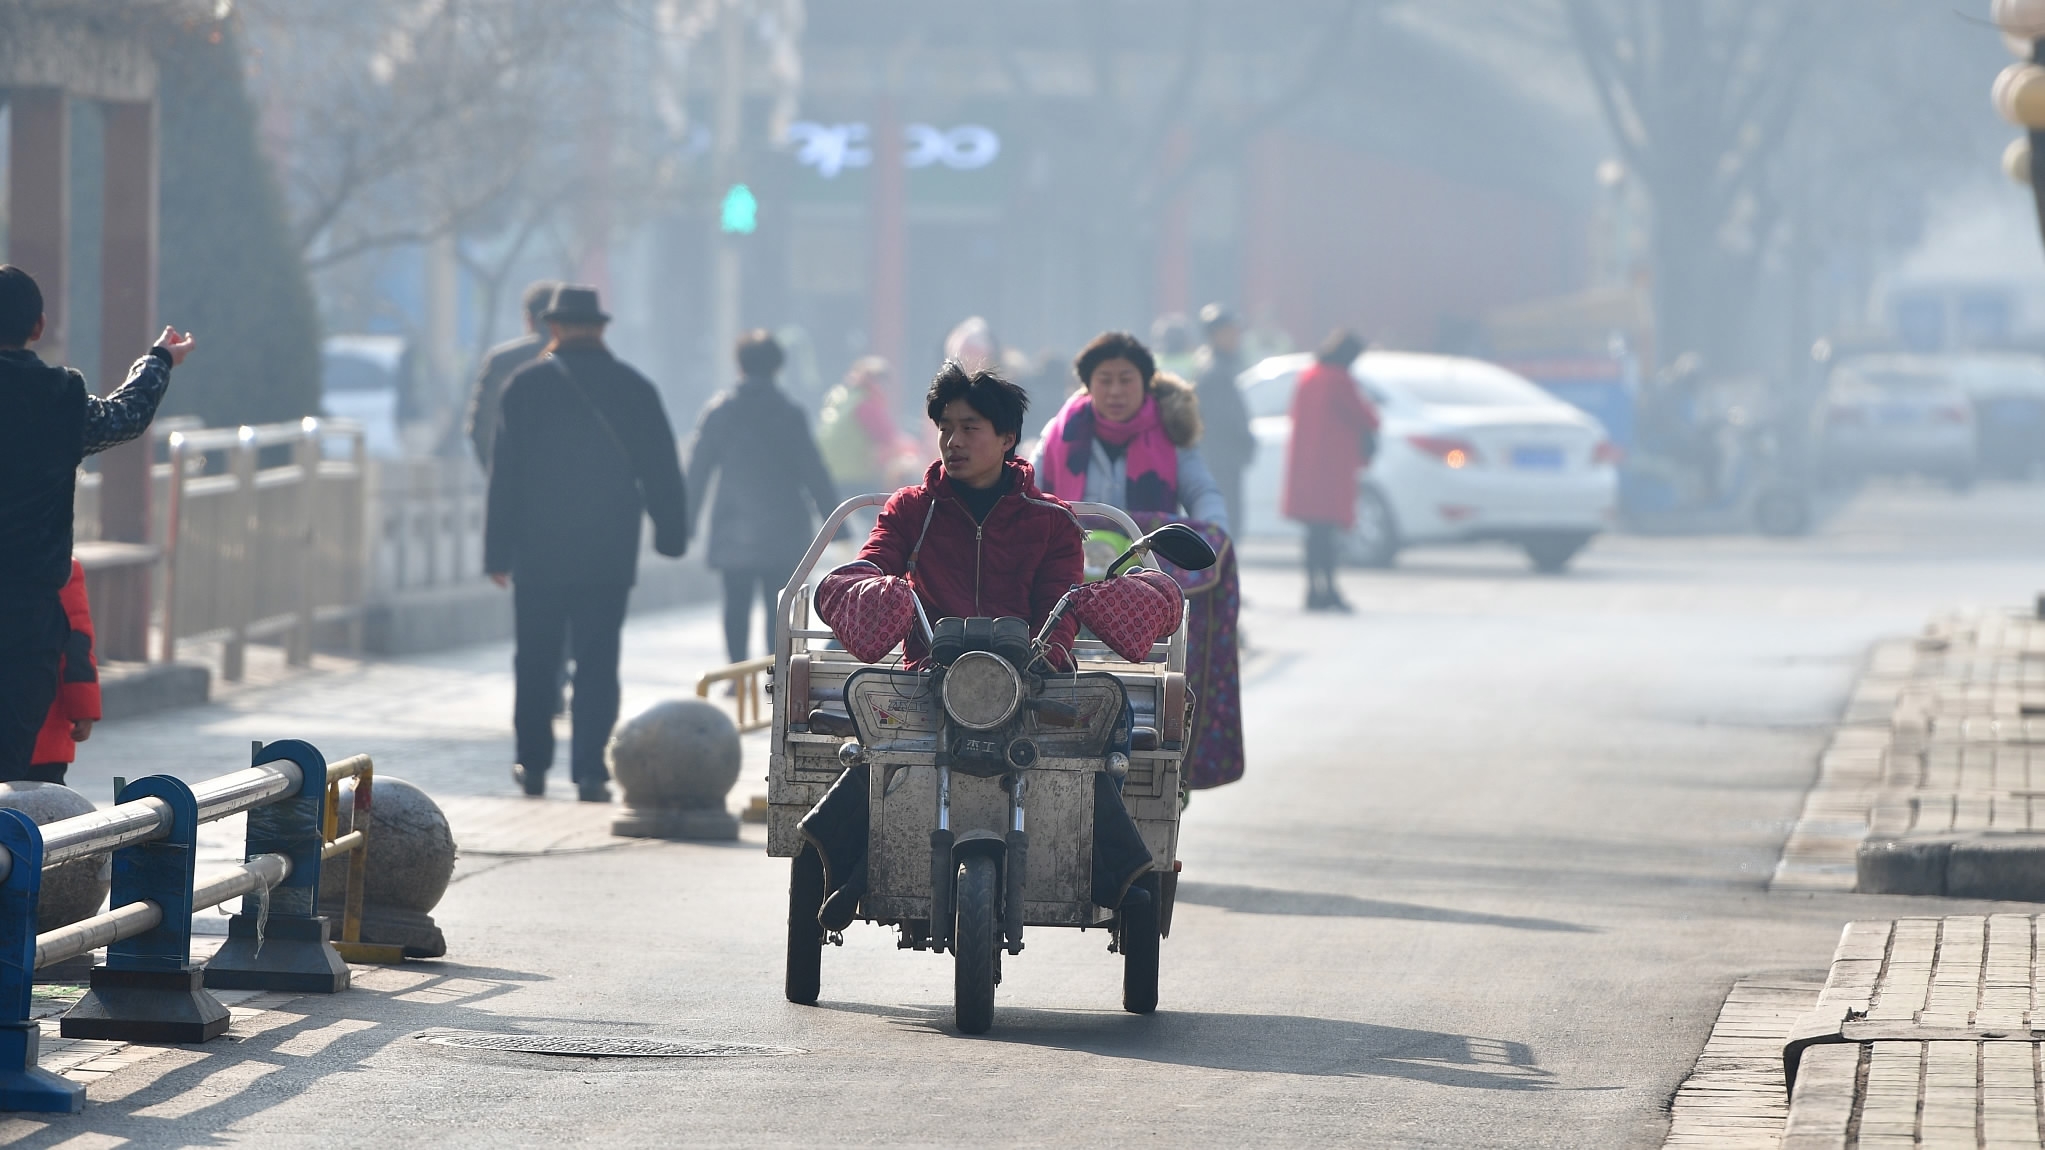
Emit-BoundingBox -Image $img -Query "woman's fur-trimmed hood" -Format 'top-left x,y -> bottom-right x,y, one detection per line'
1152,371 -> 1203,448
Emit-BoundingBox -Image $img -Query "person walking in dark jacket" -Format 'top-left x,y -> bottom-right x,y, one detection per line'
484,285 -> 689,801
0,265 -> 194,777
466,280 -> 558,471
1194,304 -> 1256,535
685,331 -> 838,666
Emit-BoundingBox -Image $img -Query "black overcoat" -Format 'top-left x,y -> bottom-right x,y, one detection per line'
483,344 -> 689,587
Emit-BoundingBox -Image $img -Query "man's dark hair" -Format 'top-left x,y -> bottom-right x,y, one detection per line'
736,329 -> 785,378
1073,330 -> 1156,390
926,361 -> 1029,457
1317,328 -> 1367,366
521,280 -> 558,327
0,266 -> 44,346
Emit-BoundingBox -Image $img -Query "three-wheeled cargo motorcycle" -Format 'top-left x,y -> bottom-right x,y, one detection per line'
764,497 -> 1214,1034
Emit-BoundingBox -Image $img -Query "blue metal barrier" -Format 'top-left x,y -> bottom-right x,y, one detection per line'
0,739 -> 365,1113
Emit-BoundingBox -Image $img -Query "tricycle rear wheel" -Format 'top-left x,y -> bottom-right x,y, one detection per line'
786,846 -> 825,1005
1122,873 -> 1161,1014
954,855 -> 999,1034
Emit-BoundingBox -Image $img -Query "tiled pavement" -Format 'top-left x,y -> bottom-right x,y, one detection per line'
1781,916 -> 2045,1148
1663,977 -> 1827,1150
1775,608 -> 2045,893
20,599 -> 758,1107
1678,604 -> 2045,1148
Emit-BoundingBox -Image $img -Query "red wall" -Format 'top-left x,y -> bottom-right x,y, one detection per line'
1243,130 -> 1583,351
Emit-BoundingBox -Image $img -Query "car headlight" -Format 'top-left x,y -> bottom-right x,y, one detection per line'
942,651 -> 1023,730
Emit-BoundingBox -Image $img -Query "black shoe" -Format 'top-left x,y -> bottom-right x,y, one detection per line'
513,763 -> 546,796
577,782 -> 611,803
1325,590 -> 1355,614
819,880 -> 866,931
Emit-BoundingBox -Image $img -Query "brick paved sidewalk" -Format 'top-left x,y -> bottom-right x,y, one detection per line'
10,600 -> 761,1116
1776,607 -> 2045,899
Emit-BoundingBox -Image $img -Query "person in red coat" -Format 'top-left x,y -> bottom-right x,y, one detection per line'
17,558 -> 100,784
853,362 -> 1083,665
1282,330 -> 1378,612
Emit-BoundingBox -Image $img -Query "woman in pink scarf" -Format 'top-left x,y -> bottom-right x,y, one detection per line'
1030,331 -> 1246,793
1032,332 -> 1227,531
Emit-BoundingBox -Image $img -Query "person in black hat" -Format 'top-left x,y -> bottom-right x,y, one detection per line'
484,284 -> 689,802
466,279 -> 559,472
0,264 -> 195,778
1194,303 -> 1256,535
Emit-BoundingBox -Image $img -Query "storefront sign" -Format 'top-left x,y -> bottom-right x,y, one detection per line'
789,121 -> 1002,179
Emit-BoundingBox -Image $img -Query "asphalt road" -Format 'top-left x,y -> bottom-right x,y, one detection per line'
28,479 -> 2045,1148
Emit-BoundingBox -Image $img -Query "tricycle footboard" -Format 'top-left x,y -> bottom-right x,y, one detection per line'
1123,754 -> 1181,872
768,735 -> 848,856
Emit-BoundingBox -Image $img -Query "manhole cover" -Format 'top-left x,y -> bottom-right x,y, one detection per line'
424,1034 -> 802,1058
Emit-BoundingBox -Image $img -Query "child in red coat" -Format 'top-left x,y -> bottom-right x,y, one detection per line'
19,558 -> 101,785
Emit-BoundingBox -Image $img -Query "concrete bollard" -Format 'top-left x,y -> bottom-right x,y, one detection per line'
608,699 -> 742,841
0,783 -> 110,935
318,776 -> 455,958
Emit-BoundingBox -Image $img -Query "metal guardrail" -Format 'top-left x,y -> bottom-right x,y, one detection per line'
0,739 -> 388,1114
697,656 -> 774,733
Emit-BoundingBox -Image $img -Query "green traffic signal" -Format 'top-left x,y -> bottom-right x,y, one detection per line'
721,183 -> 758,235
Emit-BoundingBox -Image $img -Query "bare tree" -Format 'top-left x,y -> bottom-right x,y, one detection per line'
1560,3 -> 2006,372
241,0 -> 590,270
1562,0 -> 1833,372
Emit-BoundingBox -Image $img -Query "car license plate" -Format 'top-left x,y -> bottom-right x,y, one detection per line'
1875,404 -> 1918,425
1511,446 -> 1564,470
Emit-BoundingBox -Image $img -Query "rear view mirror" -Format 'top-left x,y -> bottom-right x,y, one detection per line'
1106,522 -> 1217,577
1143,523 -> 1217,571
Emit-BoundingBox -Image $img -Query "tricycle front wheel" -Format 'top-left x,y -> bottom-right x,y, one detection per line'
786,847 -> 825,1005
1122,873 -> 1160,1014
954,855 -> 999,1034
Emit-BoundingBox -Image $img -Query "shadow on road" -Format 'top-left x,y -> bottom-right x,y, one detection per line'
1173,881 -> 1595,933
836,1002 -> 1552,1088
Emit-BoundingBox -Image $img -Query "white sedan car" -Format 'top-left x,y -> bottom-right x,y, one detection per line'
1239,351 -> 1619,572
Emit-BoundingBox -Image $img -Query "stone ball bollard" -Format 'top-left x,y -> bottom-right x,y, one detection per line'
608,699 -> 742,841
317,776 -> 455,958
0,782 -> 109,934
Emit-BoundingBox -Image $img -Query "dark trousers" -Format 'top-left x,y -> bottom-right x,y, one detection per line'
0,595 -> 66,781
1303,522 -> 1341,594
721,567 -> 790,665
514,582 -> 629,786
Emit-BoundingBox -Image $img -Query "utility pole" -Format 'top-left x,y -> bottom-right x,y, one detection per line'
710,0 -> 745,384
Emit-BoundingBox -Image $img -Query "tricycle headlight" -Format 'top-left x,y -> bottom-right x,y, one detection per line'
942,651 -> 1023,730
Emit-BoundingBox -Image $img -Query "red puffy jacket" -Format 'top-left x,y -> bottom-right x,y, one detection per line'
1282,360 -> 1381,528
856,459 -> 1083,664
34,558 -> 100,765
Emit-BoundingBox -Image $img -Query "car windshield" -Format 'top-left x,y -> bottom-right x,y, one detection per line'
1860,371 -> 1948,394
1381,364 -> 1554,408
1832,365 -> 1953,400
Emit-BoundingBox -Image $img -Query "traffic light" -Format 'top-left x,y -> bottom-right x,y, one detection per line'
1993,0 -> 2045,237
720,183 -> 758,235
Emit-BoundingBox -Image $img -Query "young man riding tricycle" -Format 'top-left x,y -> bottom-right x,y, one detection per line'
764,363 -> 1212,1034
